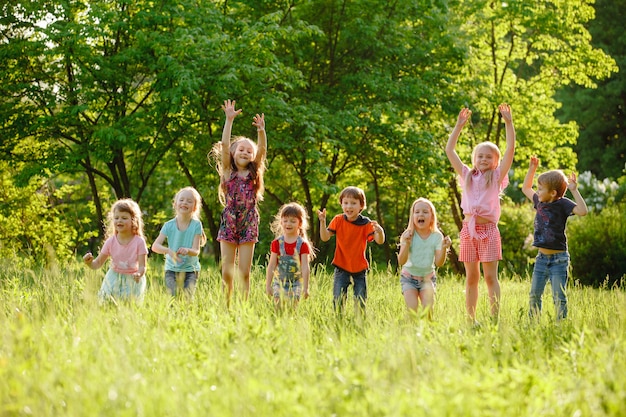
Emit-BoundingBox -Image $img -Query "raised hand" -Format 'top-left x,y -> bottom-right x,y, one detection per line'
221,99 -> 242,121
499,103 -> 513,123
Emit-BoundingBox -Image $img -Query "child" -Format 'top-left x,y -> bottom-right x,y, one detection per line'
83,199 -> 148,304
265,202 -> 315,309
317,186 -> 385,316
522,156 -> 588,320
397,198 -> 452,318
211,99 -> 266,304
445,104 -> 515,322
152,187 -> 206,301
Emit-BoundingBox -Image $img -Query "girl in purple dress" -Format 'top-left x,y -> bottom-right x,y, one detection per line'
211,99 -> 267,305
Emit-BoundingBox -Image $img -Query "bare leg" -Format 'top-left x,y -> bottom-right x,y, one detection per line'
482,260 -> 501,319
464,261 -> 480,322
237,242 -> 256,300
403,289 -> 420,313
220,242 -> 237,306
419,281 -> 435,320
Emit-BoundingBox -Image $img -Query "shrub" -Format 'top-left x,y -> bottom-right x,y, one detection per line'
568,204 -> 626,287
498,202 -> 536,277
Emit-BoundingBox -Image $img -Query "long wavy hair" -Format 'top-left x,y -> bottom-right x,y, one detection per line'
210,137 -> 265,206
104,199 -> 144,240
405,197 -> 441,235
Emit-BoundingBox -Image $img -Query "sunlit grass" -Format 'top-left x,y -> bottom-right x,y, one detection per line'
1,260 -> 624,416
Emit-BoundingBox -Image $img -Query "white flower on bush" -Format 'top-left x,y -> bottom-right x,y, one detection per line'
576,171 -> 619,212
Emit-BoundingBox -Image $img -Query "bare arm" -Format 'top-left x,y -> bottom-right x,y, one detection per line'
134,253 -> 147,281
151,232 -> 180,263
221,99 -> 242,177
318,209 -> 332,242
434,235 -> 452,267
301,253 -> 310,299
176,234 -> 202,257
568,172 -> 588,216
253,113 -> 266,164
498,103 -> 516,175
397,229 -> 412,266
522,156 -> 539,201
83,251 -> 108,270
265,252 -> 278,297
445,108 -> 472,177
371,221 -> 385,244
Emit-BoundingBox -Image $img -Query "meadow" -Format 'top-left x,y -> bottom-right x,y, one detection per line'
1,260 -> 624,417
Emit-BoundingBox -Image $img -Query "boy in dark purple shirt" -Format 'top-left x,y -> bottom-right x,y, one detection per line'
522,156 -> 588,320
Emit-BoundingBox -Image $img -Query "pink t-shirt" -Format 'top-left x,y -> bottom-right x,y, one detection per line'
460,165 -> 508,238
100,234 -> 148,274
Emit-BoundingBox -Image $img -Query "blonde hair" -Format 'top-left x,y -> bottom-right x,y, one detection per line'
210,137 -> 266,206
538,170 -> 568,198
270,202 -> 316,260
105,199 -> 144,240
464,141 -> 502,190
173,187 -> 203,220
406,198 -> 441,235
173,187 -> 207,247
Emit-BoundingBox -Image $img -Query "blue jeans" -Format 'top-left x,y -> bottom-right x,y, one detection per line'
529,252 -> 569,320
333,267 -> 367,314
165,270 -> 198,298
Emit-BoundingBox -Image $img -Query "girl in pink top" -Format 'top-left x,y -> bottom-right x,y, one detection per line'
445,104 -> 516,323
83,199 -> 148,304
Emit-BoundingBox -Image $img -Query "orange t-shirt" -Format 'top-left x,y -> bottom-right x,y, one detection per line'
327,214 -> 375,273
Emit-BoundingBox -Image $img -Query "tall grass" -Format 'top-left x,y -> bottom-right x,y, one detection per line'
1,260 -> 624,416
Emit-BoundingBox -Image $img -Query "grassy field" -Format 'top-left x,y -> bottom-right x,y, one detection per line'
1,260 -> 624,417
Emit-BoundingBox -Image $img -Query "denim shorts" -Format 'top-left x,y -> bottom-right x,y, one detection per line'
271,279 -> 303,300
400,270 -> 437,294
164,270 -> 198,296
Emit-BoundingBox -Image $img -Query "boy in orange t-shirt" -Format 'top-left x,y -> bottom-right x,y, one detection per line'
318,186 -> 385,315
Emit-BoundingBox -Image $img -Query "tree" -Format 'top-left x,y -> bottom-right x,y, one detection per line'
555,0 -> 626,180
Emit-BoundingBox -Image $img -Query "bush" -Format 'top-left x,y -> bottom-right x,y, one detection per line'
498,202 -> 536,277
568,204 -> 626,287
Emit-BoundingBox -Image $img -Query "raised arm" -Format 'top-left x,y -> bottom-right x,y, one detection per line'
498,103 -> 516,175
445,108 -> 472,176
522,156 -> 539,201
397,229 -> 413,267
434,235 -> 452,267
317,209 -> 332,242
252,113 -> 266,164
221,99 -> 242,175
568,172 -> 589,216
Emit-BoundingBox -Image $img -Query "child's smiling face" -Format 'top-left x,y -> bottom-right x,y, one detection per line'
341,196 -> 363,221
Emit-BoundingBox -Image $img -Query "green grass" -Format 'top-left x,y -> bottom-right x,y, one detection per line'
1,260 -> 625,417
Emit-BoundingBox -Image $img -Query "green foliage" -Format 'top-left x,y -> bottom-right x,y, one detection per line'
568,205 -> 626,287
498,201 -> 536,276
555,0 -> 626,180
1,262 -> 625,416
0,162 -> 93,266
0,0 -> 620,272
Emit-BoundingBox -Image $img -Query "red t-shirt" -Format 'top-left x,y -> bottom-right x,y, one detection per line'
270,238 -> 311,255
327,214 -> 375,273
